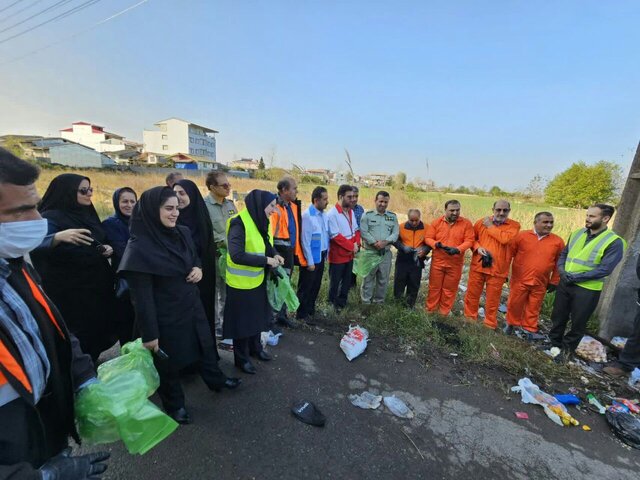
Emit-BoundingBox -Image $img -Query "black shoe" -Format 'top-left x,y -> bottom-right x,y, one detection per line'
252,350 -> 272,361
210,377 -> 242,392
169,407 -> 191,425
277,317 -> 297,329
235,360 -> 257,374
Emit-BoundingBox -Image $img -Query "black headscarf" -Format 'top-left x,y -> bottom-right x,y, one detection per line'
174,179 -> 212,257
244,189 -> 277,245
38,173 -> 106,242
118,187 -> 196,277
112,187 -> 137,225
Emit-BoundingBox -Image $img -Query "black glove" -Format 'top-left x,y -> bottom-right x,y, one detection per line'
546,284 -> 557,293
480,252 -> 493,268
270,269 -> 283,286
445,247 -> 460,255
436,242 -> 443,249
40,448 -> 110,480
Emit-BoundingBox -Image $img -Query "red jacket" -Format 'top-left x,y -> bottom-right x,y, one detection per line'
326,203 -> 361,264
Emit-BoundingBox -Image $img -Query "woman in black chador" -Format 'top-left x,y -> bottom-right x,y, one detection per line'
119,187 -> 240,424
31,173 -> 116,362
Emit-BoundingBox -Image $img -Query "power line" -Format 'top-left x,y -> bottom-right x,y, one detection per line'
0,0 -> 150,65
0,0 -> 47,25
0,0 -> 26,14
0,0 -> 74,35
0,0 -> 102,45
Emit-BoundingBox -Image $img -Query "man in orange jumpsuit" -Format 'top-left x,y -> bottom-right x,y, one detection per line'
425,200 -> 475,315
463,199 -> 520,329
505,212 -> 565,335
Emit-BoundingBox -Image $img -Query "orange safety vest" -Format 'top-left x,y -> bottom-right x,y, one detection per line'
398,221 -> 427,249
270,201 -> 308,267
0,268 -> 64,393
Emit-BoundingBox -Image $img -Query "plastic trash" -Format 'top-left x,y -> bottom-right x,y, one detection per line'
352,250 -> 384,278
266,266 -> 300,312
478,307 -> 485,318
383,396 -> 414,419
575,336 -> 607,363
610,336 -> 627,349
515,411 -> 529,419
349,391 -> 383,410
498,304 -> 507,313
75,339 -> 178,455
629,368 -> 640,389
511,378 -> 579,427
554,394 -> 581,405
218,247 -> 227,281
340,325 -> 369,361
587,393 -> 606,414
544,346 -> 562,359
605,409 -> 640,449
613,398 -> 640,414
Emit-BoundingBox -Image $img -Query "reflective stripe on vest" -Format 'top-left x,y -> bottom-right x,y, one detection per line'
225,209 -> 269,289
565,228 -> 625,291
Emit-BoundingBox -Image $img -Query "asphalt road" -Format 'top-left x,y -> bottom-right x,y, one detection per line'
79,328 -> 640,479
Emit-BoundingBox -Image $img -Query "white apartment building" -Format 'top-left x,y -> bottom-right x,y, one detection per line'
59,122 -> 136,153
143,118 -> 218,160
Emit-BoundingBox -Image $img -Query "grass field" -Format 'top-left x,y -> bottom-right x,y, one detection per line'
36,168 -> 586,238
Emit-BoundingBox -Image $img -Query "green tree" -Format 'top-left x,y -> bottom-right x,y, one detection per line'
1,136 -> 27,159
488,185 -> 504,197
544,160 -> 623,208
393,171 -> 407,190
258,156 -> 265,170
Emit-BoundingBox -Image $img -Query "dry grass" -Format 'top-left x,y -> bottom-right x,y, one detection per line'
35,168 -> 585,238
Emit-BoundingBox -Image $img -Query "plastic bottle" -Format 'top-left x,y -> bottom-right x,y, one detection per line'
586,393 -> 606,414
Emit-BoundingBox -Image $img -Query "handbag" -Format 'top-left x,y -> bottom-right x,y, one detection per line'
115,277 -> 130,299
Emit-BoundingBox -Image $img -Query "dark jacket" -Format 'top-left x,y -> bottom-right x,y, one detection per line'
0,258 -> 95,480
102,214 -> 129,271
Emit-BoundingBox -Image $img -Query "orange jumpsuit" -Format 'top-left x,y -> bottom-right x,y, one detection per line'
463,217 -> 520,328
506,230 -> 564,332
424,216 -> 475,315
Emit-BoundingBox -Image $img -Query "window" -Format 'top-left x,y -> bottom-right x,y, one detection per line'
161,134 -> 168,140
162,145 -> 168,151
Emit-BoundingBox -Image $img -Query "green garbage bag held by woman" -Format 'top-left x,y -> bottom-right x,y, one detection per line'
267,265 -> 300,312
74,339 -> 179,455
352,249 -> 384,277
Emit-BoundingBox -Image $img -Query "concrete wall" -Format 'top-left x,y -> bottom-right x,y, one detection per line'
598,141 -> 640,338
49,143 -> 114,168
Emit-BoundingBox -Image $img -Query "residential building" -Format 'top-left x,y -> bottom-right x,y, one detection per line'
165,152 -> 227,171
304,168 -> 332,182
363,172 -> 392,187
229,158 -> 260,171
143,118 -> 218,160
59,122 -> 139,153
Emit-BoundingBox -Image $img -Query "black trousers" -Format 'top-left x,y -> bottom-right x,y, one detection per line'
549,282 -> 601,351
155,347 -> 226,412
329,261 -> 353,309
233,334 -> 263,365
297,253 -> 326,319
394,260 -> 422,307
619,306 -> 640,371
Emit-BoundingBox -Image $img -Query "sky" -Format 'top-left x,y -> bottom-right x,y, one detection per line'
0,0 -> 638,189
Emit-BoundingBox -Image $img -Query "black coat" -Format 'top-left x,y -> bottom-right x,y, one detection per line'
0,259 -> 95,479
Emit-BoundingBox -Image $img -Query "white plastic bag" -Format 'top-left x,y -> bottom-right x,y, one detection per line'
630,368 -> 640,389
340,325 -> 369,361
349,391 -> 382,409
383,396 -> 414,419
511,378 -> 579,427
575,336 -> 607,363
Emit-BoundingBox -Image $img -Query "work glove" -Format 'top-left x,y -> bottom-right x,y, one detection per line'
445,247 -> 460,255
270,269 -> 283,286
435,242 -> 444,249
546,284 -> 557,293
480,252 -> 493,268
39,448 -> 110,480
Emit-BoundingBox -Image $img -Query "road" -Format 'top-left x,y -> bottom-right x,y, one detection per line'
80,327 -> 640,479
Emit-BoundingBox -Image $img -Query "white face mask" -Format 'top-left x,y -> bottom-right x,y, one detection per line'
0,219 -> 48,259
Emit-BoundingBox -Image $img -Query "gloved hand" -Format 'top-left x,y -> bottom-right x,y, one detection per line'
39,448 -> 110,480
445,247 -> 460,255
270,269 -> 283,286
436,242 -> 443,249
480,252 -> 493,268
546,284 -> 557,293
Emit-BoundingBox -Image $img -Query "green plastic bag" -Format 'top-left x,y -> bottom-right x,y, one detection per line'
267,265 -> 300,312
352,249 -> 384,277
75,339 -> 179,455
218,247 -> 227,281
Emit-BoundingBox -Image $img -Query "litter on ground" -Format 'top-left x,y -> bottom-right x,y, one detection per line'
349,391 -> 383,410
383,396 -> 414,419
511,378 -> 579,427
575,336 -> 607,363
340,325 -> 369,361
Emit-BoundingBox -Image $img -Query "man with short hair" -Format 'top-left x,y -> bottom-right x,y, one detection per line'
165,172 -> 184,188
204,171 -> 236,338
464,200 -> 521,329
505,212 -> 565,335
326,185 -> 360,310
359,191 -> 399,304
297,187 -> 330,322
0,148 -> 110,479
549,204 -> 625,357
393,209 -> 429,307
270,177 -> 307,327
425,200 -> 475,315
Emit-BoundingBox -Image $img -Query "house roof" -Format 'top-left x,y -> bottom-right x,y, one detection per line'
104,149 -> 140,159
167,152 -> 218,164
154,117 -> 219,134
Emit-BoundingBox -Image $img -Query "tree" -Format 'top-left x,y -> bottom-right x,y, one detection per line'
393,171 -> 407,190
544,160 -> 623,208
258,156 -> 265,170
525,174 -> 547,199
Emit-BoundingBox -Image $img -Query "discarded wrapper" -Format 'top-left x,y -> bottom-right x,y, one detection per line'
349,391 -> 383,410
515,411 -> 529,420
340,325 -> 369,361
511,378 -> 579,427
383,396 -> 414,419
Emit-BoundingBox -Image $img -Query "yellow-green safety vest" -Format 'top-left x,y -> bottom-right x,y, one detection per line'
565,228 -> 626,291
225,209 -> 271,289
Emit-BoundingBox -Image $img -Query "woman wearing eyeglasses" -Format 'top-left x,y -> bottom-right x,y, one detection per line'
30,174 -> 117,362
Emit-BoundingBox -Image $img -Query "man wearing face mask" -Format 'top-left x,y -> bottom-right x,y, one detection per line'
0,149 -> 110,480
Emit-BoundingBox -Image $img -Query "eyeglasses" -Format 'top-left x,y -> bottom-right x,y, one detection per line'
216,183 -> 231,189
78,187 -> 94,195
494,208 -> 510,212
